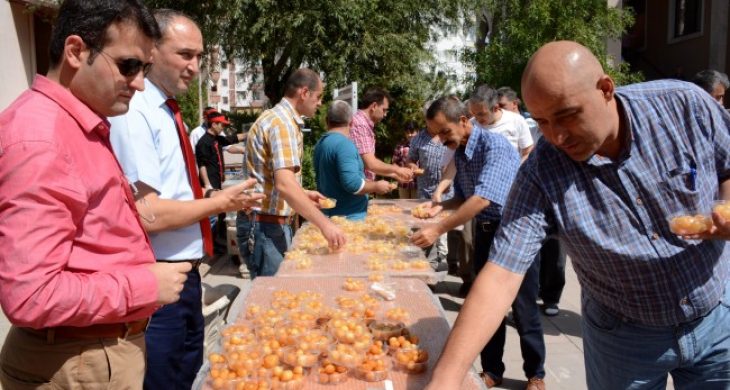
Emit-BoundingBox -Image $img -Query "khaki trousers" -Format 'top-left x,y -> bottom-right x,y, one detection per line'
0,326 -> 145,389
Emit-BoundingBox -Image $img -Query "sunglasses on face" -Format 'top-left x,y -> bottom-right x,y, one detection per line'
98,50 -> 152,77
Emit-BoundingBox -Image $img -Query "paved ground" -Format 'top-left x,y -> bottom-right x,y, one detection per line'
0,256 -> 676,390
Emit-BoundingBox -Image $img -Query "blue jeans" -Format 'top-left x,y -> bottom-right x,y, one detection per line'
144,268 -> 204,390
236,214 -> 292,279
582,285 -> 730,389
473,220 -> 546,379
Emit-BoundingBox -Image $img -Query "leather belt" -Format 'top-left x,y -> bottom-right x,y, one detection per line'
254,213 -> 293,225
476,219 -> 501,233
26,318 -> 149,343
157,258 -> 204,270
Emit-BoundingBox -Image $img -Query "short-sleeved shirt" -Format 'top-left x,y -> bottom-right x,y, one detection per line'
453,128 -> 520,222
409,129 -> 453,200
314,132 -> 368,220
490,80 -> 730,326
189,124 -> 206,154
0,76 -> 158,328
471,110 -> 534,151
243,98 -> 304,216
195,131 -> 231,189
109,78 -> 203,260
350,110 -> 377,180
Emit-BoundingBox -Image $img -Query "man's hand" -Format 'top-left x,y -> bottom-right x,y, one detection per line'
305,190 -> 327,206
319,220 -> 347,252
214,178 -> 266,211
414,201 -> 443,218
148,262 -> 192,305
411,223 -> 443,248
374,180 -> 393,195
680,210 -> 730,240
393,166 -> 415,183
406,162 -> 419,171
432,191 -> 443,203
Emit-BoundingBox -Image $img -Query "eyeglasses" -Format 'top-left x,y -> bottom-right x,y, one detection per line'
97,50 -> 152,77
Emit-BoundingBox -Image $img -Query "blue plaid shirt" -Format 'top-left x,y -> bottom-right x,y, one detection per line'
491,80 -> 730,326
409,129 -> 453,200
453,128 -> 520,222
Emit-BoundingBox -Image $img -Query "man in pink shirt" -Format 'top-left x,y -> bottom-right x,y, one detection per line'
0,0 -> 191,388
350,87 -> 415,183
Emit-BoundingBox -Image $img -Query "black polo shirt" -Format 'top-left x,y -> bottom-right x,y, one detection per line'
195,132 -> 232,189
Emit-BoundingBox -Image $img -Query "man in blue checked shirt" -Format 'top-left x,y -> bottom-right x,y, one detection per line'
411,96 -> 546,389
427,41 -> 730,390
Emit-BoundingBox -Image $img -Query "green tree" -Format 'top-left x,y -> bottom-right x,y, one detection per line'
469,0 -> 642,94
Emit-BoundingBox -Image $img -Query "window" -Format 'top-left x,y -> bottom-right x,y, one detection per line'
222,79 -> 228,87
221,61 -> 228,70
668,0 -> 703,42
222,97 -> 228,105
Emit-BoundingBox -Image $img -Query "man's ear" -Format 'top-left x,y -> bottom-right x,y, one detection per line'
459,115 -> 469,127
64,35 -> 87,70
597,75 -> 615,101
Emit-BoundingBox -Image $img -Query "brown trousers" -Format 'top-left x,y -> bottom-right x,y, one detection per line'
0,326 -> 145,389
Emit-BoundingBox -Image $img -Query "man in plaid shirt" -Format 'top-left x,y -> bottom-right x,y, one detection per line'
411,96 -> 546,389
428,41 -> 730,390
350,88 -> 414,183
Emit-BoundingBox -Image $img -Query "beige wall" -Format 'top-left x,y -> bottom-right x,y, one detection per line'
1,1 -> 35,110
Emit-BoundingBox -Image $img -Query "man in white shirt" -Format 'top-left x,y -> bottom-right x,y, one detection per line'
109,11 -> 262,389
469,85 -> 534,162
189,106 -> 215,153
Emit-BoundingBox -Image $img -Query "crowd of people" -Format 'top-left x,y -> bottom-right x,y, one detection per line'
0,0 -> 728,389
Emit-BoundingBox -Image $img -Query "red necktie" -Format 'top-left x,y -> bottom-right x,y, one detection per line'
214,140 -> 224,184
165,99 -> 214,257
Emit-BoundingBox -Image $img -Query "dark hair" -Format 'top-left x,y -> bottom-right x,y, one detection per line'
692,69 -> 730,94
468,84 -> 499,109
284,68 -> 321,97
326,100 -> 353,128
426,96 -> 469,123
497,86 -> 519,102
359,87 -> 392,109
49,0 -> 160,68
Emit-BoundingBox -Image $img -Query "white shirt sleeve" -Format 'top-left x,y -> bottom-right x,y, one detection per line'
515,115 -> 534,150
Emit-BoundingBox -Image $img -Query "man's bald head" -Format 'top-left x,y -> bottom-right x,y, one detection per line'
522,41 -> 605,102
519,41 -> 622,161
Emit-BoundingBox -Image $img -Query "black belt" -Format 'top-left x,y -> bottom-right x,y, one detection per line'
157,258 -> 204,270
475,219 -> 500,233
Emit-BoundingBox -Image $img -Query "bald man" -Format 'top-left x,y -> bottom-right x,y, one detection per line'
426,41 -> 730,390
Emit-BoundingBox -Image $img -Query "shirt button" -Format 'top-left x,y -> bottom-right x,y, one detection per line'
636,197 -> 643,205
651,232 -> 659,240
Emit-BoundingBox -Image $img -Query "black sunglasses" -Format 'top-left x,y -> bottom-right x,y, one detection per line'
98,50 -> 152,77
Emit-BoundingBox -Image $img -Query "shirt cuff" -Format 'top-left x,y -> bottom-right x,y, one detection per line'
125,266 -> 159,310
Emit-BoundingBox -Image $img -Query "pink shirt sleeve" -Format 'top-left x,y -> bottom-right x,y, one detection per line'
0,142 -> 158,328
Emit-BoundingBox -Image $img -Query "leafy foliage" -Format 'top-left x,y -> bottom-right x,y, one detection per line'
469,0 -> 642,95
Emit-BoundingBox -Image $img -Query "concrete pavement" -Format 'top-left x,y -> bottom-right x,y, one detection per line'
0,256 -> 678,390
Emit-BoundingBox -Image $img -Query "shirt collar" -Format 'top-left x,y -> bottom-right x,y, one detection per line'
584,93 -> 635,167
280,98 -> 306,127
142,78 -> 169,110
462,127 -> 481,160
31,75 -> 108,136
357,110 -> 375,128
